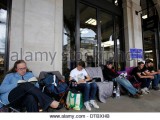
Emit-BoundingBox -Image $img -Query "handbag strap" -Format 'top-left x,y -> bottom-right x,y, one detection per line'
52,75 -> 57,86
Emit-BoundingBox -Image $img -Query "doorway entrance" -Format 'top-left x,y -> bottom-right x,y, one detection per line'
63,0 -> 123,73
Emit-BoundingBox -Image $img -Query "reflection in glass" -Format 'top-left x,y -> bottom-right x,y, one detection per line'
143,30 -> 155,61
63,0 -> 76,81
100,11 -> 114,65
115,16 -> 122,70
80,3 -> 97,67
0,2 -> 8,81
0,9 -> 7,23
0,9 -> 7,54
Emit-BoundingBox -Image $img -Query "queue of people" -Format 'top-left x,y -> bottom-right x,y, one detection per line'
0,59 -> 160,112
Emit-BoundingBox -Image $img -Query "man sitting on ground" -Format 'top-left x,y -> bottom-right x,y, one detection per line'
69,61 -> 99,111
143,59 -> 160,90
102,61 -> 141,98
132,61 -> 154,94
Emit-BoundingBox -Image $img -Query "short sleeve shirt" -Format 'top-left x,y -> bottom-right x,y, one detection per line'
142,66 -> 149,72
145,66 -> 155,72
70,68 -> 88,82
132,67 -> 145,79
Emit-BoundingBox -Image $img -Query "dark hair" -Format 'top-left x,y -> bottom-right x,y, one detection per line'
106,61 -> 113,65
145,59 -> 153,64
138,61 -> 144,66
7,60 -> 29,73
78,61 -> 85,68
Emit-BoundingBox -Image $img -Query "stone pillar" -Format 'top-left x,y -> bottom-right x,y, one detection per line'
122,0 -> 143,67
10,0 -> 63,76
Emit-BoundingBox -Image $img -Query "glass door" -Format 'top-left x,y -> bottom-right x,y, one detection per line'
78,2 -> 123,69
143,29 -> 157,67
79,3 -> 98,67
63,0 -> 123,70
100,11 -> 114,65
0,0 -> 8,81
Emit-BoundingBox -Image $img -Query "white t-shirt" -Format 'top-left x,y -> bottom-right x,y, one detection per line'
70,68 -> 88,82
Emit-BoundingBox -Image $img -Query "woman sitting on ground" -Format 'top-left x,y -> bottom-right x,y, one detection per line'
0,60 -> 59,112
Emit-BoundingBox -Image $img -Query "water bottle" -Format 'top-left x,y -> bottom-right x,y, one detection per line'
116,85 -> 120,98
112,86 -> 116,98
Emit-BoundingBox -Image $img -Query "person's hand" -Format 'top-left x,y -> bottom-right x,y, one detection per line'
50,101 -> 60,108
149,76 -> 154,79
80,79 -> 86,83
77,79 -> 86,84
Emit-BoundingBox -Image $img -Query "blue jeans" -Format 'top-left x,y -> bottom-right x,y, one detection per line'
113,77 -> 138,95
138,78 -> 151,88
152,74 -> 160,87
77,82 -> 97,102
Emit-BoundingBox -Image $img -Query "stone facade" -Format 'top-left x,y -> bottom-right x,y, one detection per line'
9,0 -> 63,76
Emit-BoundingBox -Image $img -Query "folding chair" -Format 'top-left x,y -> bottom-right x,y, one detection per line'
0,100 -> 20,112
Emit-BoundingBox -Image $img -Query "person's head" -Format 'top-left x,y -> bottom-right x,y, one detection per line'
77,61 -> 85,71
137,61 -> 145,69
145,59 -> 153,67
106,61 -> 113,69
8,60 -> 29,76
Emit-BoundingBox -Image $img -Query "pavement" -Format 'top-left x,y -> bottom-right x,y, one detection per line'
50,89 -> 160,112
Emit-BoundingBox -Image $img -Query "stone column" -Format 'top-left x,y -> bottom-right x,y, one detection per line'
122,0 -> 143,67
10,0 -> 63,76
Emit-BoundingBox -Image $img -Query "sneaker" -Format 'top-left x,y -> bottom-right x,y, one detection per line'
137,91 -> 143,95
90,100 -> 99,109
144,87 -> 150,93
141,88 -> 148,94
152,86 -> 160,90
84,102 -> 91,111
133,93 -> 141,99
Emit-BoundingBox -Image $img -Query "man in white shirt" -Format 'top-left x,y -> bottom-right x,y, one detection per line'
69,61 -> 99,111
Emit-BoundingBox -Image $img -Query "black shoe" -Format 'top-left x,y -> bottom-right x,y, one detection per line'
56,103 -> 64,110
133,94 -> 141,99
152,86 -> 160,90
136,91 -> 143,95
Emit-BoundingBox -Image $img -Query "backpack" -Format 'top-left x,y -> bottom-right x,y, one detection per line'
38,73 -> 68,95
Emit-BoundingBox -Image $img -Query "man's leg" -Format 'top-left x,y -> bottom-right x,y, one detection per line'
115,77 -> 138,95
152,74 -> 160,90
89,82 -> 97,100
77,83 -> 90,102
77,83 -> 91,111
139,78 -> 151,88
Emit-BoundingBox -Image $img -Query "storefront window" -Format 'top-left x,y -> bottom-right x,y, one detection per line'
63,0 -> 76,81
63,0 -> 123,72
0,0 -> 8,82
100,11 -> 114,65
80,3 -> 97,67
141,0 -> 159,69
